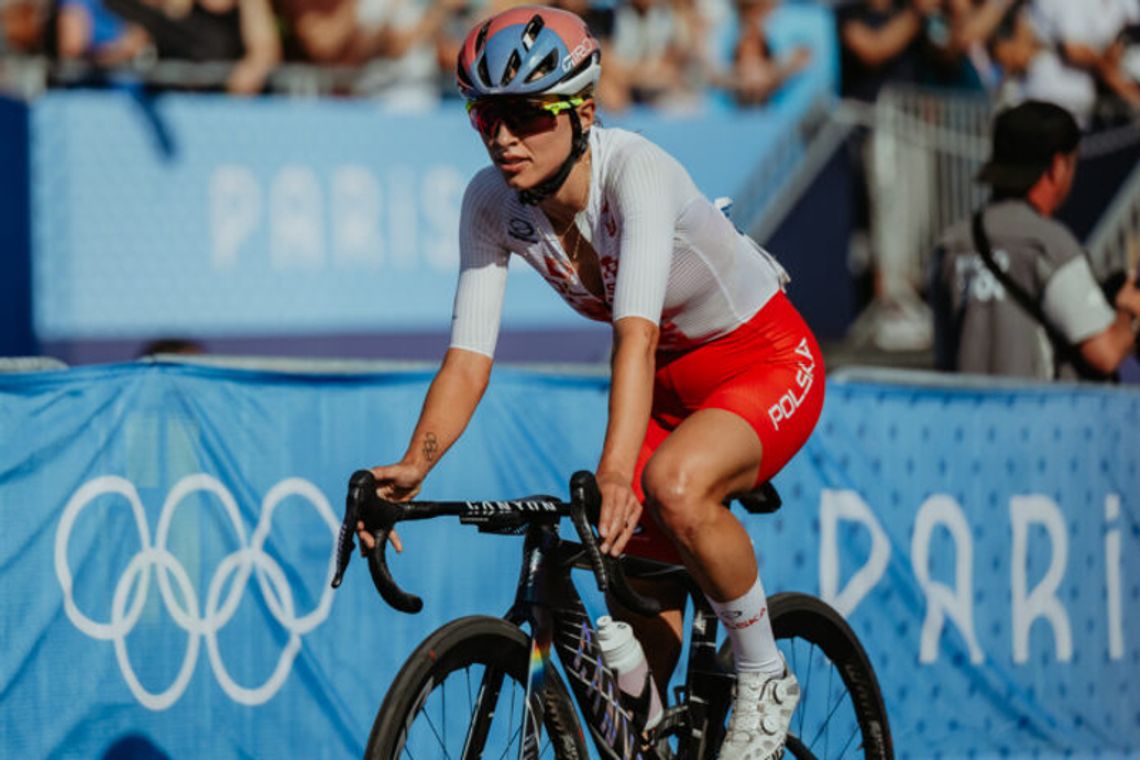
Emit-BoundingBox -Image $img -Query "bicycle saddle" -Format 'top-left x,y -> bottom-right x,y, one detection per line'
727,481 -> 782,514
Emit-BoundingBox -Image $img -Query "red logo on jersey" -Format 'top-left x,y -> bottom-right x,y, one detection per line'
599,255 -> 618,301
544,253 -> 574,281
601,200 -> 617,237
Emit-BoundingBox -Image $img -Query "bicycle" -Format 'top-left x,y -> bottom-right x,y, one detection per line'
332,470 -> 893,760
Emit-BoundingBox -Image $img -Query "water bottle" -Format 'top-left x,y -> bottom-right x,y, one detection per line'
596,616 -> 664,731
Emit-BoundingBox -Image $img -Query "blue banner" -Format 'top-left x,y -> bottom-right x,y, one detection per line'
27,89 -> 817,343
2,363 -> 1138,758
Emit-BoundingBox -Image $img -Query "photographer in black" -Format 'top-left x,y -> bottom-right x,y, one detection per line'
930,100 -> 1140,381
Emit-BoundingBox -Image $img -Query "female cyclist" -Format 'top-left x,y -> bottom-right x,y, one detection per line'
358,7 -> 824,758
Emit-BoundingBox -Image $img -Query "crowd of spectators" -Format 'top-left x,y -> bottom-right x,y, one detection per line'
3,0 -> 1140,119
838,0 -> 1140,128
0,0 -> 815,105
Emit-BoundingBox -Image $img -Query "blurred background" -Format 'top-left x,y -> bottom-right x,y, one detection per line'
2,0 -> 1137,372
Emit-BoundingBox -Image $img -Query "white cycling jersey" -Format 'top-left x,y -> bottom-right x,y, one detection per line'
450,126 -> 789,357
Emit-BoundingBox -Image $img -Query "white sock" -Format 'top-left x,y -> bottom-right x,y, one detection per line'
707,574 -> 783,675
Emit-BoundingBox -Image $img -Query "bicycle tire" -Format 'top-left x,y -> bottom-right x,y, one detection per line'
366,615 -> 589,760
717,592 -> 893,760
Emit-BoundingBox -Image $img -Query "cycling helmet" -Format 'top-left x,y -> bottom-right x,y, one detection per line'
457,6 -> 601,100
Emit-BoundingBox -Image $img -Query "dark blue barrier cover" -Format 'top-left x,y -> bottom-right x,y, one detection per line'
0,96 -> 34,356
1,363 -> 1137,758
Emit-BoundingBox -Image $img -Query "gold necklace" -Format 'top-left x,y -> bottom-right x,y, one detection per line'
555,152 -> 591,262
558,214 -> 583,262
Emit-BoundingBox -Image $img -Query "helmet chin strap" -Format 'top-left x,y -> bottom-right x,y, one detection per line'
518,109 -> 590,206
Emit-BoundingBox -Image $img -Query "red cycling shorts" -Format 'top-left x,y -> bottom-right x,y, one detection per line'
623,291 -> 825,563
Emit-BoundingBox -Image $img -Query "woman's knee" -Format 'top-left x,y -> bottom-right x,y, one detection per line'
642,457 -> 715,539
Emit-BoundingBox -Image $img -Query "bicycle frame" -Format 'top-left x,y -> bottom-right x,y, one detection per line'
334,469 -> 783,760
506,519 -> 734,760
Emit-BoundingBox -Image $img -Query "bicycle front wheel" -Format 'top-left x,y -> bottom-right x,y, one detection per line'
719,593 -> 893,760
366,615 -> 588,760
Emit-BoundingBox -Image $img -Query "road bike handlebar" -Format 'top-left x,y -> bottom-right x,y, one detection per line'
330,469 -> 661,617
331,470 -> 425,612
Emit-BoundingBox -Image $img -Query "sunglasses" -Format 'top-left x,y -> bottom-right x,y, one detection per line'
466,97 -> 584,139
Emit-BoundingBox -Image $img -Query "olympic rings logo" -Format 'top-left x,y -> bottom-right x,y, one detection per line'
54,474 -> 338,710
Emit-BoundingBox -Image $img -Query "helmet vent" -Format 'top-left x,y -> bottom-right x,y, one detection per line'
502,50 -> 521,86
474,21 -> 490,53
526,49 -> 558,83
477,55 -> 491,87
521,15 -> 545,50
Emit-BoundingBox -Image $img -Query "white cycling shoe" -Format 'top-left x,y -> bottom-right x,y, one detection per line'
717,657 -> 800,760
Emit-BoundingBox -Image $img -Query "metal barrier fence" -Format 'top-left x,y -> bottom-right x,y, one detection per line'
729,96 -> 828,238
821,87 -> 993,351
829,86 -> 1140,351
866,88 -> 991,301
1088,159 -> 1140,279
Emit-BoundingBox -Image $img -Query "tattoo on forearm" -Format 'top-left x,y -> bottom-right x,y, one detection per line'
423,433 -> 439,462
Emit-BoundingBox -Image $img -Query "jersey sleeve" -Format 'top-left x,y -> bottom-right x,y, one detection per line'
1032,219 -> 1114,344
1041,255 -> 1116,344
608,142 -> 685,326
449,175 -> 510,358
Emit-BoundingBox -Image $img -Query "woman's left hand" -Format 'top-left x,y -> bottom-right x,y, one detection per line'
596,472 -> 643,557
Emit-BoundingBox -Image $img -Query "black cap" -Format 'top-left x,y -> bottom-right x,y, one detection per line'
976,101 -> 1081,191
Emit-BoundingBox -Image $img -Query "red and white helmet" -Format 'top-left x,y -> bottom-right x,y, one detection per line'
456,6 -> 601,100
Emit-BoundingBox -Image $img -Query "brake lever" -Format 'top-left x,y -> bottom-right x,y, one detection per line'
330,470 -> 370,589
569,470 -> 609,591
331,469 -> 423,614
569,470 -> 661,618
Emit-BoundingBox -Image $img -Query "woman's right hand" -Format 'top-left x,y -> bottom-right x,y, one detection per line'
369,462 -> 426,502
1115,270 -> 1140,319
356,463 -> 426,553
